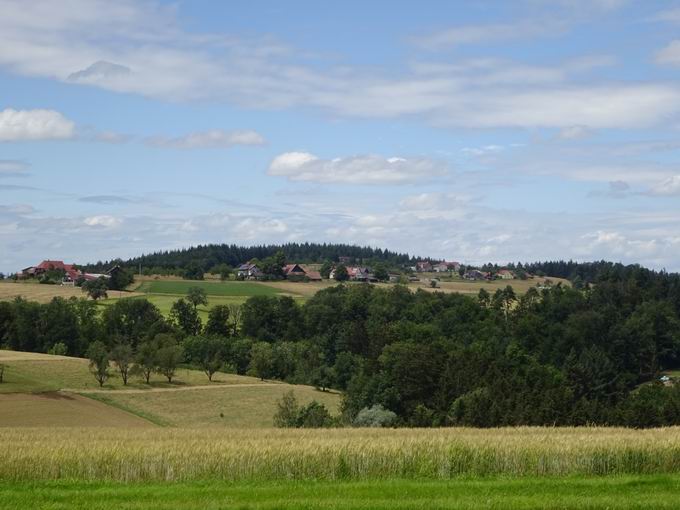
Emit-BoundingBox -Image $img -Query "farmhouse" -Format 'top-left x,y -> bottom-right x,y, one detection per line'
464,269 -> 490,281
415,261 -> 433,272
236,263 -> 262,280
18,260 -> 104,285
330,266 -> 378,282
283,264 -> 322,281
496,269 -> 515,280
433,261 -> 461,273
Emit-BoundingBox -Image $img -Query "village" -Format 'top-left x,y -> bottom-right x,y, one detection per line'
13,258 -> 528,287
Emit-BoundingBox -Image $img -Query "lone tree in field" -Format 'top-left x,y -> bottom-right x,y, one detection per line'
82,278 -> 108,301
110,342 -> 134,385
134,340 -> 157,384
186,287 -> 208,310
184,335 -> 228,381
86,341 -> 110,387
155,335 -> 184,383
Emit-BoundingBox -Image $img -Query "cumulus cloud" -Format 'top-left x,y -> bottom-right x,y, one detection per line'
268,152 -> 448,184
0,108 -> 75,141
146,129 -> 265,149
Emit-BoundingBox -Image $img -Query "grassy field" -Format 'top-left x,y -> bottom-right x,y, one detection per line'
0,350 -> 341,428
89,384 -> 342,428
3,427 -> 680,482
0,350 -> 259,393
2,476 -> 679,509
97,293 -> 249,321
0,393 -> 154,427
0,280 -> 92,303
135,279 -> 292,297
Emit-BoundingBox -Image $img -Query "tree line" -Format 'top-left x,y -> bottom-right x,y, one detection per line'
3,260 -> 680,427
82,243 -> 416,276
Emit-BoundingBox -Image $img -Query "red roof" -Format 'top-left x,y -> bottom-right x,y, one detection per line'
283,264 -> 305,275
36,260 -> 73,271
33,260 -> 82,280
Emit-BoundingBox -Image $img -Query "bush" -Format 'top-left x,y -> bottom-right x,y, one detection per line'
273,391 -> 300,428
353,405 -> 397,428
47,342 -> 68,356
274,391 -> 334,428
297,401 -> 333,428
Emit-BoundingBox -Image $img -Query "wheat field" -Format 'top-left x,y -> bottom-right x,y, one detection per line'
2,427 -> 680,482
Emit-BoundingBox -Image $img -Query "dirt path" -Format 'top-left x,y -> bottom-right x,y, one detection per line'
69,382 -> 283,394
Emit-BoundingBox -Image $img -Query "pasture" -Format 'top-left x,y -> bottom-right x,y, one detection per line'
0,393 -> 153,427
0,350 -> 258,394
89,384 -> 342,428
0,350 -> 340,428
135,279 -> 291,297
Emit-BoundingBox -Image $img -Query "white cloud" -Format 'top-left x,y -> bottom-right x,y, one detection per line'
646,175 -> 680,196
412,22 -> 558,51
268,152 -> 448,184
558,125 -> 591,140
145,129 -> 266,149
68,60 -> 131,82
0,108 -> 75,141
648,8 -> 680,24
0,159 -> 30,176
655,40 -> 680,66
461,144 -> 504,156
83,215 -> 122,228
0,1 -> 676,130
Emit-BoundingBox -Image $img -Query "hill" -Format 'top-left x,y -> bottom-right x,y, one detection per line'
83,242 -> 417,274
0,350 -> 341,428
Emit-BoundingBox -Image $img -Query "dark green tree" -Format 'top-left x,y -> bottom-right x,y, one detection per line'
186,287 -> 208,310
334,264 -> 349,282
204,305 -> 231,337
82,278 -> 109,300
184,335 -> 229,381
86,341 -> 110,387
170,298 -> 202,337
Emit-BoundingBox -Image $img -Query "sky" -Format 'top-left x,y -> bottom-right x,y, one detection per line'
3,0 -> 680,272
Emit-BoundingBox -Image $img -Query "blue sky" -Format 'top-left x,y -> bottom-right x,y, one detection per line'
3,0 -> 680,272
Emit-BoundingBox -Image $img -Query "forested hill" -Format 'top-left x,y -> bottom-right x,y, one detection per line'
523,260 -> 680,288
83,243 -> 417,273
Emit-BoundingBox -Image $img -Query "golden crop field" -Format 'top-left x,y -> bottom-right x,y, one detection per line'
2,427 -> 680,482
0,281 -> 86,303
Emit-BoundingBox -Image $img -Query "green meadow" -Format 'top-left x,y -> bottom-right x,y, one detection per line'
135,279 -> 287,297
2,477 -> 679,510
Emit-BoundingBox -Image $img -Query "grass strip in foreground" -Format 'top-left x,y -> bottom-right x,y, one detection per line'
1,476 -> 680,510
